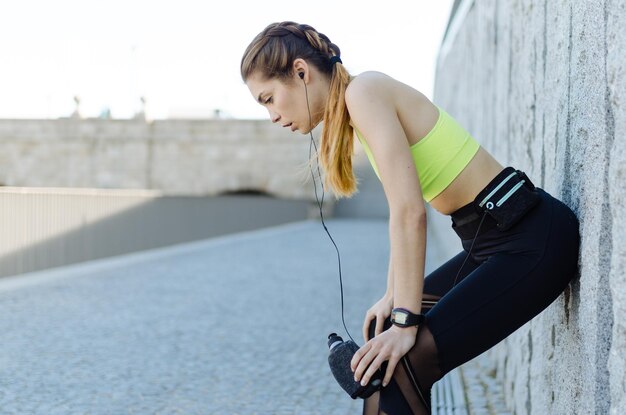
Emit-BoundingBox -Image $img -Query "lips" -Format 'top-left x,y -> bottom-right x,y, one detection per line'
282,122 -> 297,131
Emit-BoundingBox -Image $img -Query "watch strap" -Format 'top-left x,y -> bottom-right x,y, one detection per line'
391,307 -> 425,327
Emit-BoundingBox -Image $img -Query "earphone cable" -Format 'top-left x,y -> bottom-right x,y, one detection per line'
303,77 -> 355,344
450,210 -> 488,290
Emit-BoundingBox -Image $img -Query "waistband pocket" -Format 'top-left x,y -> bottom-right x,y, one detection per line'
473,167 -> 542,231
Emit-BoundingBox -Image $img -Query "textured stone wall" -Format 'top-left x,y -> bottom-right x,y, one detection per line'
433,0 -> 625,414
0,118 -> 322,201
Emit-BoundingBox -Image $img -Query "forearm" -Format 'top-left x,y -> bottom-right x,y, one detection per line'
385,255 -> 394,297
389,212 -> 427,313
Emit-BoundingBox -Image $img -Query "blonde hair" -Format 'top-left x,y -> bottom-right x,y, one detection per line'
240,21 -> 358,198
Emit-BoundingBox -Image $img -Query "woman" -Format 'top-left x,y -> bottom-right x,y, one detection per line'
240,21 -> 581,414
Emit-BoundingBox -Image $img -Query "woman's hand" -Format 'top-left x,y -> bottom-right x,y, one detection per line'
350,324 -> 418,387
362,293 -> 394,343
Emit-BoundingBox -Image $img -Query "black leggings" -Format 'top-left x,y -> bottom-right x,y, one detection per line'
363,169 -> 581,414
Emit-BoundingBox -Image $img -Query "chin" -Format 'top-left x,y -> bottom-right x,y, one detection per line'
301,120 -> 320,135
295,124 -> 309,134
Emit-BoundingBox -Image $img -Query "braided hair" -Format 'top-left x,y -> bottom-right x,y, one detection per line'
241,21 -> 357,198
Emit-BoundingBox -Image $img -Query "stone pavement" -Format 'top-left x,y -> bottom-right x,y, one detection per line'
0,218 -> 509,414
457,354 -> 512,415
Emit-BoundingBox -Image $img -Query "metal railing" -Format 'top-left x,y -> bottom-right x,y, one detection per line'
0,187 -> 311,279
0,187 -> 161,278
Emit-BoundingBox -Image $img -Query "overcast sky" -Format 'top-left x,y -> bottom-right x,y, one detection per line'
0,1 -> 454,120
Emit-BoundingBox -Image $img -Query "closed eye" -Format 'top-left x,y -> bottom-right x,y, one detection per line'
265,97 -> 273,104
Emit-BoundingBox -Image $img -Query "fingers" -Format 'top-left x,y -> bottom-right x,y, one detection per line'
360,352 -> 387,387
351,335 -> 404,388
354,344 -> 400,388
363,312 -> 387,343
382,356 -> 400,387
350,340 -> 369,372
352,342 -> 376,384
375,314 -> 384,338
362,314 -> 373,343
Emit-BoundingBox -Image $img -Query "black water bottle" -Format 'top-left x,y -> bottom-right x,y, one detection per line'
327,333 -> 382,399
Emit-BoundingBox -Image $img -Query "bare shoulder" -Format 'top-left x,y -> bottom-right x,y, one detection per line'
346,71 -> 431,111
344,72 -> 397,130
345,71 -> 396,103
346,71 -> 439,146
348,70 -> 394,85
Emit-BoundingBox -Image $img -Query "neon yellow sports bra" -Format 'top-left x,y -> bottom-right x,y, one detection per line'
355,106 -> 480,202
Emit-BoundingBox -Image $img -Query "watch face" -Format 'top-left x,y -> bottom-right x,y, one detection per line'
393,310 -> 408,325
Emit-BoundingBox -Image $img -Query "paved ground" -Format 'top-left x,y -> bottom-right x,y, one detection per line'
0,218 -> 510,414
0,219 -> 394,414
458,354 -> 512,415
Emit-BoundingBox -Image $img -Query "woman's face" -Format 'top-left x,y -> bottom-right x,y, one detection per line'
246,63 -> 328,134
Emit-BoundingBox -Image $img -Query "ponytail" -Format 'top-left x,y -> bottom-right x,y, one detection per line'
318,62 -> 358,198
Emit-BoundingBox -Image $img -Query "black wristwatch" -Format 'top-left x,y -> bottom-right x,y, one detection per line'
391,308 -> 425,328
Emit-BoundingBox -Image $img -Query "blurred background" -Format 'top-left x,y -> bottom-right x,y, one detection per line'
0,0 -> 454,277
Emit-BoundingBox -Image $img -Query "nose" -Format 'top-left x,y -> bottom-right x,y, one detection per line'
268,109 -> 280,123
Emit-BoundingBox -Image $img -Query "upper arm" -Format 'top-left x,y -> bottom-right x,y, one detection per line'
346,73 -> 426,217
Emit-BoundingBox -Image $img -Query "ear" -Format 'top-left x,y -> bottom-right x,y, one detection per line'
292,58 -> 309,82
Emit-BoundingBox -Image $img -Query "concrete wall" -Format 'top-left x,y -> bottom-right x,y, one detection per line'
0,116 -> 390,278
0,118 -> 323,202
434,0 -> 625,414
0,117 -> 353,277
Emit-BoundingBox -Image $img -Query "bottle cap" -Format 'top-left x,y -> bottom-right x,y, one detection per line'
327,333 -> 343,349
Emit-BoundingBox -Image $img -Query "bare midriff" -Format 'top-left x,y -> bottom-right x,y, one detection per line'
427,147 -> 505,216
